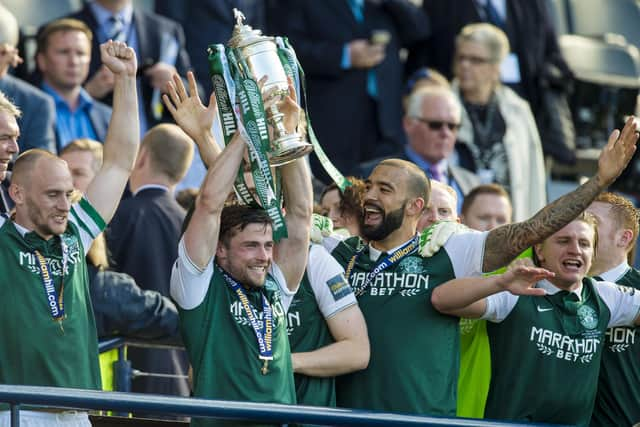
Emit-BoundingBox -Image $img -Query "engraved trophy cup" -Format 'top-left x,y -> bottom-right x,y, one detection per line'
228,9 -> 313,166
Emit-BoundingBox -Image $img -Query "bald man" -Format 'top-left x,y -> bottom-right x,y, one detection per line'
0,40 -> 138,427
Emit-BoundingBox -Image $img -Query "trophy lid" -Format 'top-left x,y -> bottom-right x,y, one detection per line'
228,8 -> 271,48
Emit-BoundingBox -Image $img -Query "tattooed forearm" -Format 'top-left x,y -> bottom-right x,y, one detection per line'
482,175 -> 604,272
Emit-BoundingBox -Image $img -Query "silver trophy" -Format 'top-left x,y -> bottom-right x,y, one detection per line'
228,9 -> 313,166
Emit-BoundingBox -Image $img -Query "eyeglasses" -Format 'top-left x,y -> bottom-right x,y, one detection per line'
412,117 -> 460,131
454,54 -> 494,65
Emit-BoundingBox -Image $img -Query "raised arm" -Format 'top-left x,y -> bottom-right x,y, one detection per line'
272,87 -> 313,290
163,71 -> 221,168
431,263 -> 553,318
482,117 -> 639,272
183,130 -> 246,269
86,41 -> 139,223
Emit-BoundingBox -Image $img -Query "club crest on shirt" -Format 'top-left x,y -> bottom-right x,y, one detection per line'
577,305 -> 598,329
397,256 -> 423,274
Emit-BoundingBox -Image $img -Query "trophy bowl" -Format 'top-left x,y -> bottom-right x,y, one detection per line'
229,9 -> 313,166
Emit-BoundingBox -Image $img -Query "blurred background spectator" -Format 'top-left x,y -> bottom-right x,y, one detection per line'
451,23 -> 546,220
319,176 -> 367,238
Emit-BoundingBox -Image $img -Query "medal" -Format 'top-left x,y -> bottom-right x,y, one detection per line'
261,358 -> 269,375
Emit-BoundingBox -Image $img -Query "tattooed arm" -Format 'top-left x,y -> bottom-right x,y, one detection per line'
482,116 -> 639,272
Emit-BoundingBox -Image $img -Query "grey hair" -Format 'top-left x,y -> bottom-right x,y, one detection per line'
456,23 -> 510,63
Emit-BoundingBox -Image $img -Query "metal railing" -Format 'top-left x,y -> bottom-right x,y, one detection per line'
0,385 -> 567,427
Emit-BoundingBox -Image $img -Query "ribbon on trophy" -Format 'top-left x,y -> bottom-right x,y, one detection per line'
274,37 -> 352,192
208,45 -> 287,240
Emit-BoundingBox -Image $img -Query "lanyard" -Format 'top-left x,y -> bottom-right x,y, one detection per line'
33,238 -> 68,333
219,266 -> 274,374
345,236 -> 419,297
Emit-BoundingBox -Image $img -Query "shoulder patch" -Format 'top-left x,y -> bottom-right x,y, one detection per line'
326,273 -> 353,301
615,284 -> 636,296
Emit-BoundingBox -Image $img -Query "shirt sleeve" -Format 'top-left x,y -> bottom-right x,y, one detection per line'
69,197 -> 107,255
306,244 -> 357,319
596,281 -> 640,327
169,237 -> 214,310
444,230 -> 489,278
269,262 -> 294,312
481,291 -> 519,322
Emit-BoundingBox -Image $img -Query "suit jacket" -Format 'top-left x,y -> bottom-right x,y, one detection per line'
0,75 -> 56,153
156,0 -> 265,96
105,187 -> 189,397
267,0 -> 429,182
0,172 -> 12,214
353,149 -> 481,196
67,4 -> 193,128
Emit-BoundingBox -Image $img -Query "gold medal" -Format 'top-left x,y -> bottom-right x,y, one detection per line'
261,359 -> 269,375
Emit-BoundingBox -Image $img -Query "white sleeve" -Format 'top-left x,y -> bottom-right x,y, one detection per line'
269,262 -> 295,312
306,244 -> 357,318
596,281 -> 640,328
169,237 -> 214,310
321,233 -> 346,254
481,291 -> 519,322
69,197 -> 107,255
444,230 -> 489,278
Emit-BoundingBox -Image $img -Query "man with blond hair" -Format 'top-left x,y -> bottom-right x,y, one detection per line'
0,91 -> 20,213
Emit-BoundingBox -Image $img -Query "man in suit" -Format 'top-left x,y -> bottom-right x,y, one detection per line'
0,92 -> 19,214
36,18 -> 112,150
66,0 -> 193,134
356,85 -> 480,212
267,0 -> 429,184
0,3 -> 56,153
105,123 -> 193,397
155,0 -> 265,96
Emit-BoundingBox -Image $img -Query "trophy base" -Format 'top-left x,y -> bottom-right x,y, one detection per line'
269,134 -> 313,167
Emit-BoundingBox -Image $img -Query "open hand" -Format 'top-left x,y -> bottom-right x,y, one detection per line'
495,258 -> 554,297
597,116 -> 639,186
163,71 -> 217,141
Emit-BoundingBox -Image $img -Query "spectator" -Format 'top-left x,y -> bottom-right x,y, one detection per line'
268,0 -> 429,184
0,4 -> 56,153
356,86 -> 480,213
403,66 -> 450,111
431,213 -> 640,426
452,23 -> 546,221
0,40 -> 139,427
407,0 -> 576,165
60,138 -> 180,341
587,192 -> 640,427
319,177 -> 366,238
460,183 -> 512,232
37,19 -> 112,151
417,179 -> 459,231
155,0 -> 265,96
106,123 -> 194,398
0,92 -> 19,213
64,0 -> 194,134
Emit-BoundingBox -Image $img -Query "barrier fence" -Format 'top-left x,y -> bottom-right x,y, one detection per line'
0,384 -> 568,427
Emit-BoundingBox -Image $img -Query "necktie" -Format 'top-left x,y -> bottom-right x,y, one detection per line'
483,0 -> 505,28
107,15 -> 126,42
346,0 -> 378,98
429,165 -> 445,183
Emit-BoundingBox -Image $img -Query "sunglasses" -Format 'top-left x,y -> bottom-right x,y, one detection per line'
412,117 -> 460,131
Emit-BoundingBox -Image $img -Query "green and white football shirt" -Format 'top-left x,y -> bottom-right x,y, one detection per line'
0,197 -> 105,389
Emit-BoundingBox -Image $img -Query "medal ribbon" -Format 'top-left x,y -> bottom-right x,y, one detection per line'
219,267 -> 273,362
345,236 -> 419,296
33,238 -> 68,322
